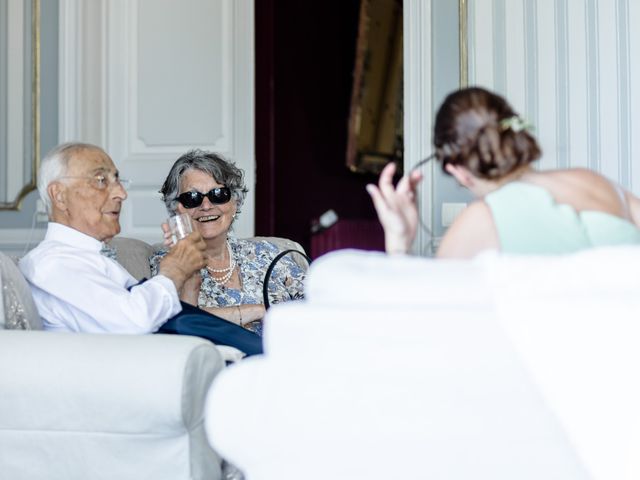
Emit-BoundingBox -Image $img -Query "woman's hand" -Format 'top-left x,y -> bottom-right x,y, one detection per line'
179,271 -> 202,305
160,222 -> 173,247
202,304 -> 266,326
367,162 -> 423,254
238,304 -> 266,326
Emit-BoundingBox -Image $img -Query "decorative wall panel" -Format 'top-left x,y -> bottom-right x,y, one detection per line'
0,0 -> 38,210
403,0 -> 433,255
466,0 -> 639,192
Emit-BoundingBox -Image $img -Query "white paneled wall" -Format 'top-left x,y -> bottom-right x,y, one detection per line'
2,0 -> 28,203
405,0 -> 640,254
59,0 -> 254,244
467,0 -> 640,192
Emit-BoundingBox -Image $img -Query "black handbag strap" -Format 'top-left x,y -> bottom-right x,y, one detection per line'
263,249 -> 311,309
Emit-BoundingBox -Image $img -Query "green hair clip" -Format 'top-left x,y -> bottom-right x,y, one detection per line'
499,116 -> 533,133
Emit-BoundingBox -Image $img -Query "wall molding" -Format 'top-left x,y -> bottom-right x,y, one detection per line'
404,0 -> 433,256
58,0 -> 104,144
230,0 -> 255,239
58,0 -> 81,142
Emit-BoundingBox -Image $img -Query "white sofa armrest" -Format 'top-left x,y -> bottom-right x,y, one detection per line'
0,330 -> 224,480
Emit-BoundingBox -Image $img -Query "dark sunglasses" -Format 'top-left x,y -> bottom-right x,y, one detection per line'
176,187 -> 232,209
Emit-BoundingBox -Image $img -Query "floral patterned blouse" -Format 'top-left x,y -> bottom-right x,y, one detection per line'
149,237 -> 306,336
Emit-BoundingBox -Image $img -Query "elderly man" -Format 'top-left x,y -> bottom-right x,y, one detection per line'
19,142 -> 261,355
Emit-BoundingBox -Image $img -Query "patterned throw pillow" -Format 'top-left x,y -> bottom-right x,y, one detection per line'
0,252 -> 42,330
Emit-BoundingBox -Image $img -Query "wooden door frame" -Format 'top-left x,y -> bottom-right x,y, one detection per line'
254,0 -> 276,235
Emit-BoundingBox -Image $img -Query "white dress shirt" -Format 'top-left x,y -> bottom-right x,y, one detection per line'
19,222 -> 181,334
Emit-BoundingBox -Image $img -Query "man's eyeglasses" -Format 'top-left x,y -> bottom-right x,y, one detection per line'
60,174 -> 131,190
176,187 -> 232,209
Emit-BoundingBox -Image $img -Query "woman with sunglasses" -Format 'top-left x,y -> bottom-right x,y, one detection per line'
368,87 -> 640,258
150,149 -> 305,335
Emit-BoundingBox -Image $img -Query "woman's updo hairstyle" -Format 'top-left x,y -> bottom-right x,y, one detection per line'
433,87 -> 541,179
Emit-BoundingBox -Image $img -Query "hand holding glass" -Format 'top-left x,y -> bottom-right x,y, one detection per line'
168,212 -> 193,245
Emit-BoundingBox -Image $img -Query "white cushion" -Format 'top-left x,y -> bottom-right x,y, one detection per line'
478,246 -> 640,480
206,246 -> 640,479
0,331 -> 224,480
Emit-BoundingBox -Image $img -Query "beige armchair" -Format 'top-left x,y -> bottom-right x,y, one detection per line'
109,236 -> 308,281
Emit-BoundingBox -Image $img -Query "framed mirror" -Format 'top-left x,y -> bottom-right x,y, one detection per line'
346,0 -> 403,175
0,0 -> 40,210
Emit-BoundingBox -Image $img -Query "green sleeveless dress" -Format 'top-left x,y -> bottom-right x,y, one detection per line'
484,182 -> 640,254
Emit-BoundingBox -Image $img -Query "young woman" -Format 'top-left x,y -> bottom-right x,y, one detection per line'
368,87 -> 640,258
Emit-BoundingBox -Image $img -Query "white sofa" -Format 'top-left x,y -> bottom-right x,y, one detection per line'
206,247 -> 640,480
0,331 -> 223,480
0,235 -> 306,480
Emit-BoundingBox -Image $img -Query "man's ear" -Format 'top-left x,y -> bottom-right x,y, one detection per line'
48,182 -> 67,212
445,164 -> 475,189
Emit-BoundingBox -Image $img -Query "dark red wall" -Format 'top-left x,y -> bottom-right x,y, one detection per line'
255,0 -> 379,254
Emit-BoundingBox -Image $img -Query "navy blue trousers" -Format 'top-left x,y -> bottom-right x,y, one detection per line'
157,301 -> 263,356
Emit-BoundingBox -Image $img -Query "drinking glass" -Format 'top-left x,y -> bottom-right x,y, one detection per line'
168,212 -> 193,244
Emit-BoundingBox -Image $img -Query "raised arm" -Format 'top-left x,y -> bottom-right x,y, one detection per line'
367,162 -> 423,254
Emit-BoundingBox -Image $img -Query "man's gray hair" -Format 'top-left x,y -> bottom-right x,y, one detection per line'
160,150 -> 248,216
38,142 -> 104,214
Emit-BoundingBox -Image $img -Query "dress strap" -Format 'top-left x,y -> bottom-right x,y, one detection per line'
612,181 -> 631,220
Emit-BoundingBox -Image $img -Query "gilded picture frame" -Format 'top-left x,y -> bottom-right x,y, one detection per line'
346,0 -> 403,175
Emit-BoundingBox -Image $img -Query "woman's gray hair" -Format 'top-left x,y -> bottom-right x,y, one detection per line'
38,142 -> 104,214
160,149 -> 248,216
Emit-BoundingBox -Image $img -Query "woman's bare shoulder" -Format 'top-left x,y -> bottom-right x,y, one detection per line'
532,168 -> 624,213
543,167 -> 611,187
436,200 -> 499,259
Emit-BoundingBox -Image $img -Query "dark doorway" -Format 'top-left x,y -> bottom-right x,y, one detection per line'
254,0 -> 382,254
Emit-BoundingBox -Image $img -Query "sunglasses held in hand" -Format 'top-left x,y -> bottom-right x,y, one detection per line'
410,153 -> 436,174
176,187 -> 232,209
407,154 -> 437,249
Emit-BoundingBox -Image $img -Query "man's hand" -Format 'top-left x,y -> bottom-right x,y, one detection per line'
366,162 -> 423,254
158,231 -> 207,291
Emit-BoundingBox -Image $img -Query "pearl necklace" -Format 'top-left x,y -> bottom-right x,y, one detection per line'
206,241 -> 236,285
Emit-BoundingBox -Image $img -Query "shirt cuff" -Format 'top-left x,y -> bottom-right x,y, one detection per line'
150,274 -> 182,316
